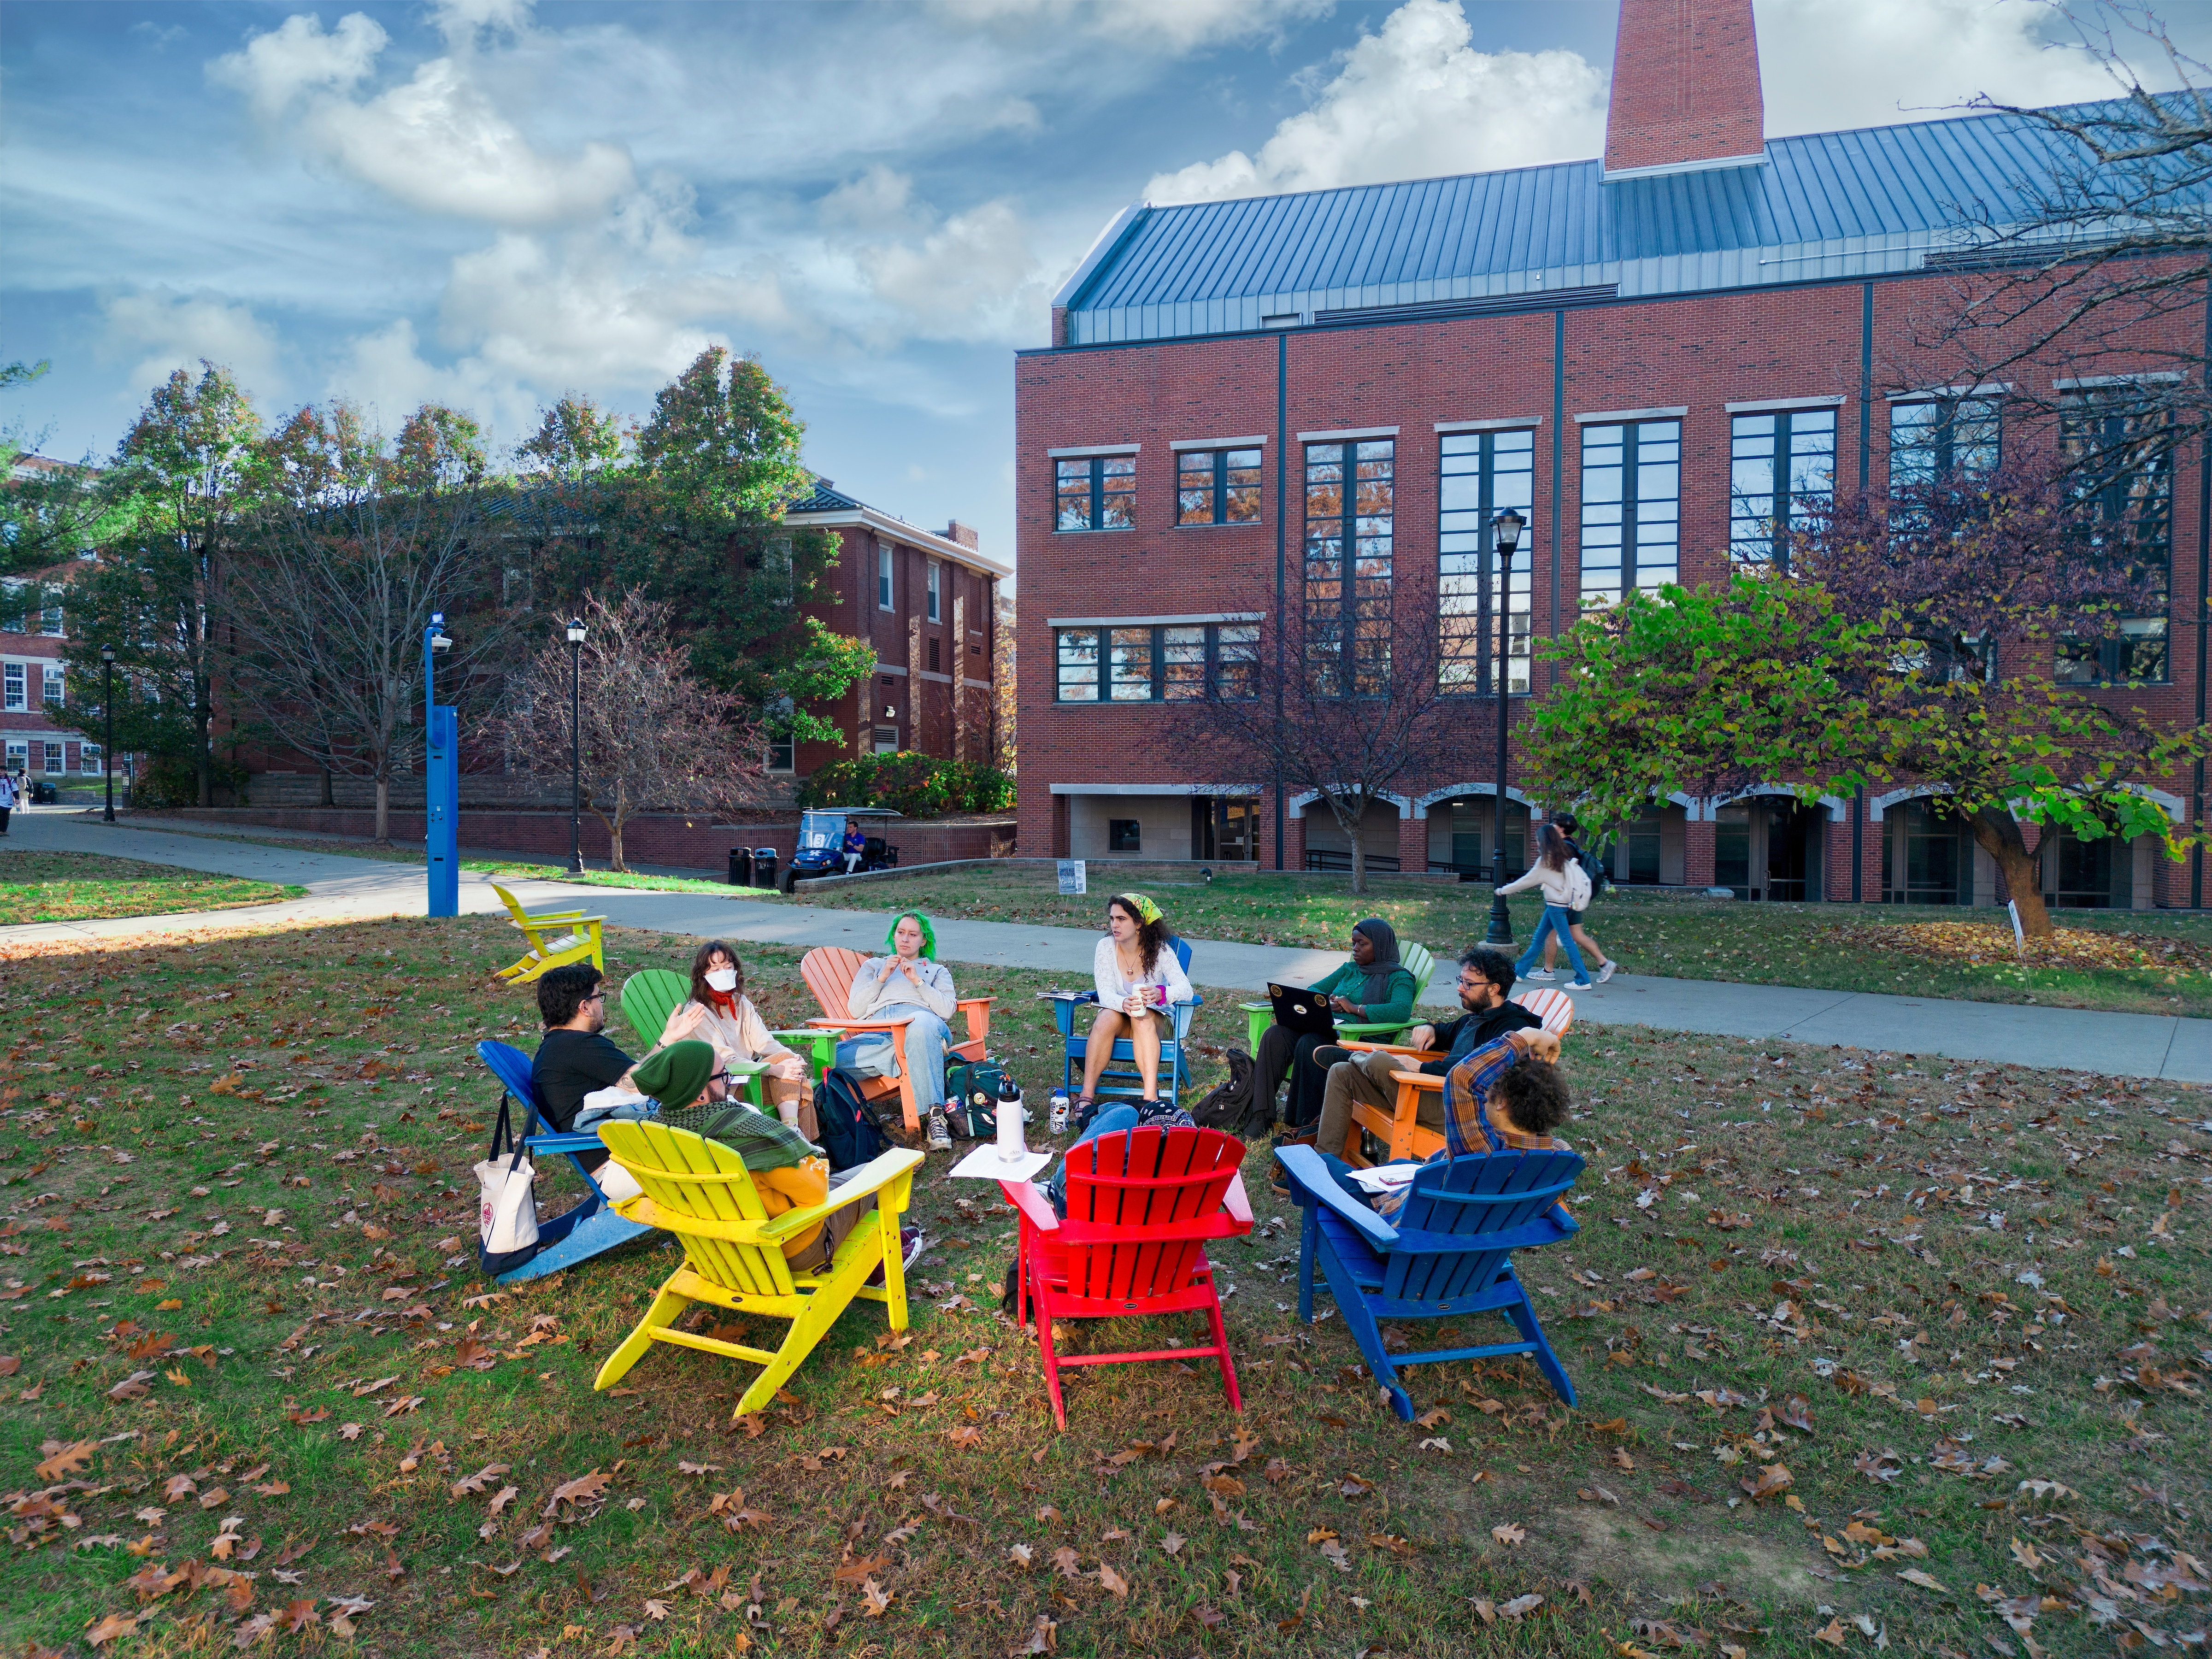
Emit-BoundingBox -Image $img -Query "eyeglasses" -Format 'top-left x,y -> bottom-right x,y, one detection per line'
581,990 -> 606,1005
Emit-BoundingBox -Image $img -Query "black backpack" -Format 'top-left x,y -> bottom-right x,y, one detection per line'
813,1067 -> 892,1172
1190,1047 -> 1268,1137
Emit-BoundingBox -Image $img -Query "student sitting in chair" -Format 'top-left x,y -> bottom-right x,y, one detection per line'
531,963 -> 638,1170
632,1040 -> 870,1274
657,941 -> 813,1133
1310,1026 -> 1570,1221
1072,893 -> 1194,1124
846,912 -> 961,1149
1254,918 -> 1415,1134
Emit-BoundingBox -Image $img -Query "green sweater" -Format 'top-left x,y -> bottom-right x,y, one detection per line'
1306,962 -> 1417,1028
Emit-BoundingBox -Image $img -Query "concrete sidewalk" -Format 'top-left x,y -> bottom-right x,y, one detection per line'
6,807 -> 2209,1083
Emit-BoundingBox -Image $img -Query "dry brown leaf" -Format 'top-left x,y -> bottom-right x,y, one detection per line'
1097,1563 -> 1129,1599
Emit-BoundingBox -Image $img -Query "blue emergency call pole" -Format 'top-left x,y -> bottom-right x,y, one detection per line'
424,612 -> 458,917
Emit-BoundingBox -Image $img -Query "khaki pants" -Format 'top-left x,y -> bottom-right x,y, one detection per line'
783,1166 -> 875,1273
1315,1050 -> 1447,1162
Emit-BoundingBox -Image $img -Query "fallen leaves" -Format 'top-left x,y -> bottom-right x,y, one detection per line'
1492,1522 -> 1528,1547
542,1470 -> 611,1517
35,1440 -> 95,1482
1741,1463 -> 1794,1502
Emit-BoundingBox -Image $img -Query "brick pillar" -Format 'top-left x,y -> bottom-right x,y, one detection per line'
1398,807 -> 1429,875
1286,808 -> 1308,873
1684,817 -> 1717,890
1605,0 -> 1764,174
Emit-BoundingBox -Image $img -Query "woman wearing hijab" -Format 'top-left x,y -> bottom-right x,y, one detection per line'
847,911 -> 961,1149
658,941 -> 813,1133
1254,918 -> 1417,1131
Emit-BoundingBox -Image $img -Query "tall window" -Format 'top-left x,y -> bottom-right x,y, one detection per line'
42,665 -> 63,706
1054,454 -> 1136,530
1579,420 -> 1680,606
2058,391 -> 2173,684
926,561 -> 941,622
1729,409 -> 1835,568
2,663 -> 22,712
877,543 -> 894,611
1889,396 -> 2000,490
1439,429 -> 1534,694
1053,623 -> 1258,702
1177,448 -> 1263,525
0,584 -> 22,634
1304,439 -> 1394,694
80,743 -> 102,777
37,606 -> 61,637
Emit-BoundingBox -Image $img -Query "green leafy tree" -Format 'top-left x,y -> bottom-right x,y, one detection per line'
1,358 -> 130,583
53,364 -> 266,806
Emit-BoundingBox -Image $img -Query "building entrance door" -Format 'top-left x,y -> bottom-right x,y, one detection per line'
1713,797 -> 1824,900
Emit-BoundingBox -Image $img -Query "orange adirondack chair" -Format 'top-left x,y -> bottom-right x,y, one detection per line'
1337,988 -> 1576,1168
798,947 -> 992,1130
1000,1124 -> 1252,1429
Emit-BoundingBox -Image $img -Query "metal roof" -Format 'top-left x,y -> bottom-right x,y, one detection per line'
1058,105 -> 2119,345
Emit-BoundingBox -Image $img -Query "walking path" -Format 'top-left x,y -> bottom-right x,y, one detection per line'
6,808 -> 2209,1084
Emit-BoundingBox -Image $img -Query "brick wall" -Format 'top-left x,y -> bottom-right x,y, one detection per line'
1605,0 -> 1764,173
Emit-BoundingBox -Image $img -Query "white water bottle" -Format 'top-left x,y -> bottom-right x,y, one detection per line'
1049,1088 -> 1071,1135
996,1089 -> 1026,1162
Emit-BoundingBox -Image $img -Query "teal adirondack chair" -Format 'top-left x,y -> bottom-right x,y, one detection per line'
1243,940 -> 1435,1053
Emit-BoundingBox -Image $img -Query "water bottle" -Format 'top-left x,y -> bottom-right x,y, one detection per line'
1049,1087 -> 1071,1136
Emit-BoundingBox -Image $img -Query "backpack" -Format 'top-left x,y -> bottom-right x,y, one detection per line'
812,1067 -> 892,1172
1190,1047 -> 1269,1137
1561,859 -> 1594,912
941,1059 -> 1011,1138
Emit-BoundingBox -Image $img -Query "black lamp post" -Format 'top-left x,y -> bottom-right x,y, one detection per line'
565,618 -> 587,876
100,645 -> 116,823
1483,507 -> 1528,947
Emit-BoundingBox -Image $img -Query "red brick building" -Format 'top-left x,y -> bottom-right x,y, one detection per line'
782,480 -> 1009,781
1014,0 -> 2203,908
2,457 -> 108,789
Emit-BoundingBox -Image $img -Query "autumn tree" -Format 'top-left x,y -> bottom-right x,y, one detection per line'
1525,461 -> 2208,938
495,588 -> 769,872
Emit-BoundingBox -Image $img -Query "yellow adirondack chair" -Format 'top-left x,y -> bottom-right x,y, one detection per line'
488,882 -> 606,985
592,1121 -> 924,1417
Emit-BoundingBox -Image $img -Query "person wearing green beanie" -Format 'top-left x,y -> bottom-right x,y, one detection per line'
845,911 -> 962,1150
630,1040 -> 719,1113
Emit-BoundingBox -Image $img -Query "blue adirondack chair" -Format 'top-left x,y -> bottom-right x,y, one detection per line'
1051,936 -> 1202,1107
1274,1142 -> 1583,1420
475,1040 -> 657,1284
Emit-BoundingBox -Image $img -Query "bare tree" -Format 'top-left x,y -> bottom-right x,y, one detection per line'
226,401 -> 507,844
1164,594 -> 1468,894
1929,5 -> 2212,457
498,589 -> 770,872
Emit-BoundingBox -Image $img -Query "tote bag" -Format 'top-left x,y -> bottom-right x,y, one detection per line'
474,1097 -> 541,1276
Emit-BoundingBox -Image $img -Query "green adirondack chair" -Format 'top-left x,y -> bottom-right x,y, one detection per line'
1242,940 -> 1435,1054
619,968 -> 832,1106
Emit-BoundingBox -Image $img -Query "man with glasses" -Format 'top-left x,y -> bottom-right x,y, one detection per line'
1290,947 -> 1543,1181
530,963 -> 640,1171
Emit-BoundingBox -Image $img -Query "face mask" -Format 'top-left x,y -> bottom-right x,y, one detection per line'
705,968 -> 739,993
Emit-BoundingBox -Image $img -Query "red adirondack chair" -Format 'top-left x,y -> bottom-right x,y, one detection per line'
799,947 -> 992,1131
1000,1124 -> 1253,1430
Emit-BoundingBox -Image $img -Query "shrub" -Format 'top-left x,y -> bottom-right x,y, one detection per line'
797,754 -> 1013,816
126,756 -> 251,809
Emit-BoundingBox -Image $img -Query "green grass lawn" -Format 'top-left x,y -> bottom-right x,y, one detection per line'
794,867 -> 2212,1018
0,915 -> 2204,1656
0,852 -> 301,926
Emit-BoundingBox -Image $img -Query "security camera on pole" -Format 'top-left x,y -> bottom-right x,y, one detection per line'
425,612 -> 457,917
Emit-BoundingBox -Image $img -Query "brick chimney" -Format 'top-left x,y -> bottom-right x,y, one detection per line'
944,520 -> 980,550
1604,0 -> 1765,179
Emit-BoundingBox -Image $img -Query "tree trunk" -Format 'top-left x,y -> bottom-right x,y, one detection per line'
1969,806 -> 2053,940
1336,796 -> 1368,896
319,765 -> 334,808
608,810 -> 628,874
374,777 -> 390,847
195,710 -> 212,809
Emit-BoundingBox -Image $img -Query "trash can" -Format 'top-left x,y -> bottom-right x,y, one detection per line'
728,847 -> 752,887
750,848 -> 777,890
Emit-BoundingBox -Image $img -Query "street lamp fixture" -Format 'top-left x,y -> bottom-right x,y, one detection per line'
565,618 -> 586,877
1483,507 -> 1528,948
100,644 -> 116,824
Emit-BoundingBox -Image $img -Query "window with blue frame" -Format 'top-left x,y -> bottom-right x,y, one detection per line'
1729,408 -> 1835,569
1580,420 -> 1680,606
1053,622 -> 1257,702
1438,428 -> 1534,693
1177,447 -> 1263,525
1304,439 -> 1394,694
1054,454 -> 1136,530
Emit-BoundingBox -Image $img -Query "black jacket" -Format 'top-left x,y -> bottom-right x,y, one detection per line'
1419,1000 -> 1542,1075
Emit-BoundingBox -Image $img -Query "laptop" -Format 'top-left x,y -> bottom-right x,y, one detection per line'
1266,982 -> 1336,1037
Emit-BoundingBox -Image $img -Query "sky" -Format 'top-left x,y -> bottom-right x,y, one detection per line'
6,0 -> 2211,576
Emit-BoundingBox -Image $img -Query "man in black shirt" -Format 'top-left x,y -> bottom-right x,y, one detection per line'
1305,947 -> 1541,1166
530,964 -> 638,1168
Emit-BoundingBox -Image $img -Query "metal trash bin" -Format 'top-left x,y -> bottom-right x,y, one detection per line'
729,847 -> 752,887
751,848 -> 778,890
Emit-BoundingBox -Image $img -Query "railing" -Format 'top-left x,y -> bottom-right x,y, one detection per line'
1303,850 -> 1400,874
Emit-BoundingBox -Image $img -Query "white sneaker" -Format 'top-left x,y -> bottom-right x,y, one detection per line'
1524,968 -> 1556,982
1567,979 -> 1594,990
927,1111 -> 953,1152
1597,960 -> 1616,983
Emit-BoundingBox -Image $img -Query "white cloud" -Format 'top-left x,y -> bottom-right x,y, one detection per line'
1145,0 -> 1605,202
207,12 -> 387,121
99,289 -> 285,405
928,0 -> 1332,55
431,0 -> 535,49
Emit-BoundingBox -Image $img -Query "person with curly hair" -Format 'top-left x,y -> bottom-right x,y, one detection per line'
1071,892 -> 1193,1120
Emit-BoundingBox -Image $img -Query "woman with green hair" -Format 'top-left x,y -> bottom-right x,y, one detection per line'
846,911 -> 961,1149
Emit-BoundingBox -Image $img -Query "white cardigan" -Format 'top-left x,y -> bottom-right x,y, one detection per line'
1093,935 -> 1194,1012
1499,859 -> 1582,906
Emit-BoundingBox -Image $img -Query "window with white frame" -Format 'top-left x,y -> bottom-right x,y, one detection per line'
37,606 -> 62,637
877,543 -> 894,611
0,583 -> 23,633
3,740 -> 24,774
42,665 -> 64,706
41,741 -> 62,773
80,743 -> 102,776
927,561 -> 941,622
2,662 -> 23,712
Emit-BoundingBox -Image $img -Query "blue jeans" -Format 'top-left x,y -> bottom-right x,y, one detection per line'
1047,1104 -> 1139,1213
840,1003 -> 952,1110
1515,905 -> 1588,982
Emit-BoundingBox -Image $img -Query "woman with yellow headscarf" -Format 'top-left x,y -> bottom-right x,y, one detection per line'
1072,892 -> 1194,1121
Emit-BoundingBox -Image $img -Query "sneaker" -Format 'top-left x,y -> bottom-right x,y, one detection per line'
1523,968 -> 1556,982
926,1111 -> 953,1152
1597,960 -> 1617,984
1567,979 -> 1594,990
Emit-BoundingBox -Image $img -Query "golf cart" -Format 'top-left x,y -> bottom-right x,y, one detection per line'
786,807 -> 903,892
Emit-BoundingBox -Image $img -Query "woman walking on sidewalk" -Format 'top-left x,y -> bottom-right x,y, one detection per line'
1500,822 -> 1594,988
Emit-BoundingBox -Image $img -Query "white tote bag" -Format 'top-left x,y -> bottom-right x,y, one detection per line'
474,1100 -> 540,1272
